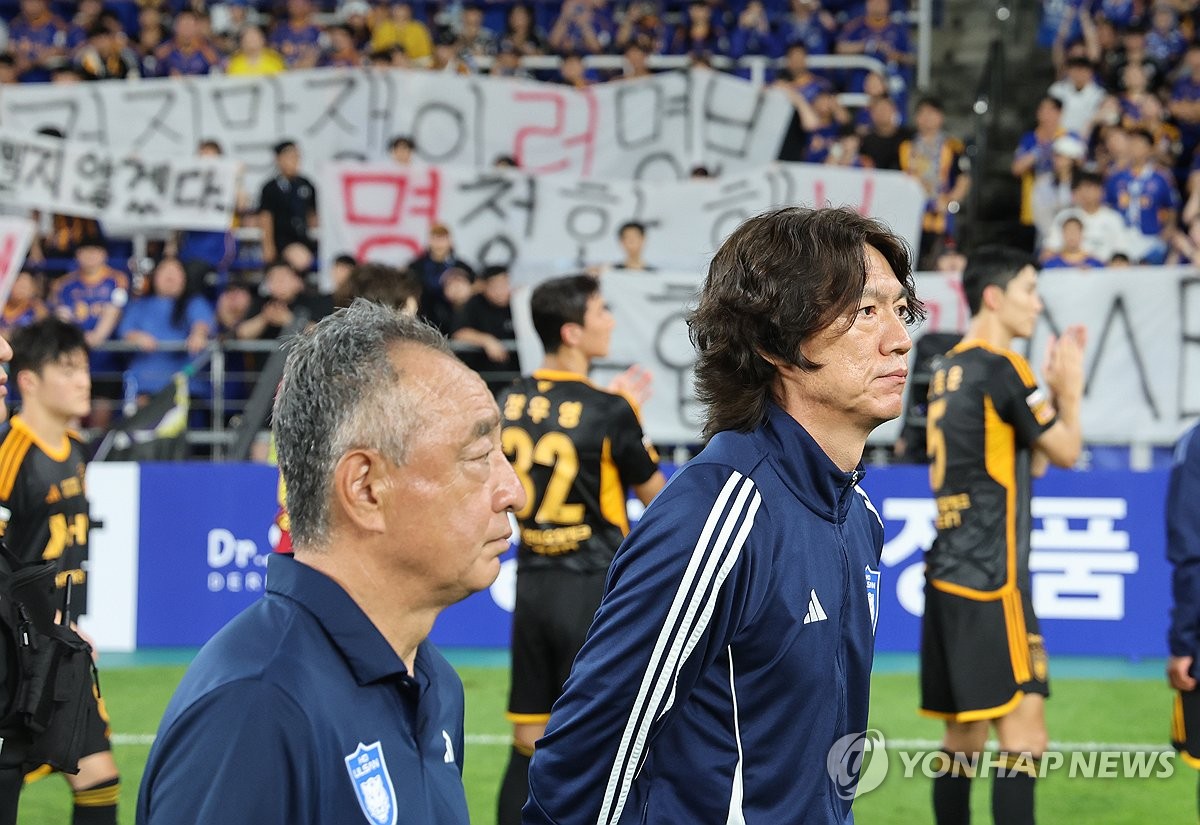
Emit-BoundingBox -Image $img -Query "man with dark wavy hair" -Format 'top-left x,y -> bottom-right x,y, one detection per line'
524,206 -> 922,824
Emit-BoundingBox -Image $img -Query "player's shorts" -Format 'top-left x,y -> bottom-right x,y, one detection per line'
23,681 -> 112,782
1172,689 -> 1200,769
507,566 -> 608,724
920,582 -> 1050,722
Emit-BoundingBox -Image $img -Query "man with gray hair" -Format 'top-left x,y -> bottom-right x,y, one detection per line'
137,300 -> 525,825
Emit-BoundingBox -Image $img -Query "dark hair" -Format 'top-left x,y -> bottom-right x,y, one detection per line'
389,134 -> 415,152
148,257 -> 195,329
273,140 -> 298,157
481,265 -> 509,280
1072,169 -> 1103,189
1065,55 -> 1094,70
531,274 -> 599,353
915,95 -> 944,113
337,262 -> 422,310
688,206 -> 921,440
198,138 -> 223,154
1039,95 -> 1063,111
1061,216 -> 1084,231
618,221 -> 646,238
961,245 -> 1038,316
334,253 -> 358,268
1127,125 -> 1154,144
10,317 -> 89,379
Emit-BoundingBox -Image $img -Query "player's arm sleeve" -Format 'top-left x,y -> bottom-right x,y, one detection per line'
523,463 -> 771,825
992,355 -> 1055,448
609,397 -> 660,486
1169,429 -> 1200,657
137,680 -> 317,825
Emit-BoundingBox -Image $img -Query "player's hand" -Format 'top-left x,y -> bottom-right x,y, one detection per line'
1169,655 -> 1197,691
608,364 -> 653,407
1043,325 -> 1085,402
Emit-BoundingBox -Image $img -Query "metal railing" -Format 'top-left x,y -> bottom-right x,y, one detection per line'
81,337 -> 520,461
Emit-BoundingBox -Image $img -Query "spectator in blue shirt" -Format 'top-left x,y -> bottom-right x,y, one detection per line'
138,300 -> 525,825
9,0 -> 81,82
548,0 -> 615,55
1105,126 -> 1180,263
154,10 -> 221,76
779,42 -> 833,100
1041,217 -> 1106,268
271,0 -> 323,68
731,1 -> 781,59
779,0 -> 838,55
668,0 -> 729,56
614,0 -> 665,54
1146,4 -> 1187,68
118,257 -> 213,400
837,0 -> 913,91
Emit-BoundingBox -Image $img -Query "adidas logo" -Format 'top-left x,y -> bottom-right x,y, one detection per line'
802,589 -> 828,625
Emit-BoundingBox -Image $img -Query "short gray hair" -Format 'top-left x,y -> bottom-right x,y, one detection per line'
273,299 -> 452,549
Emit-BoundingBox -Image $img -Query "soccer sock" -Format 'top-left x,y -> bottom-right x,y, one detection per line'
497,743 -> 533,825
932,750 -> 973,825
72,776 -> 119,825
992,753 -> 1037,825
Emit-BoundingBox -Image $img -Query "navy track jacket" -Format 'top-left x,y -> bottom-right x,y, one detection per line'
524,402 -> 885,825
1169,423 -> 1200,659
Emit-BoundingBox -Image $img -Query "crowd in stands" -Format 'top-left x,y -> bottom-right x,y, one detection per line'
1022,0 -> 1200,268
0,0 -> 933,448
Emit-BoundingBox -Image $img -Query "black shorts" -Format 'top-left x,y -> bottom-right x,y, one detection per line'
1172,689 -> 1200,769
507,567 -> 608,724
920,582 -> 1050,722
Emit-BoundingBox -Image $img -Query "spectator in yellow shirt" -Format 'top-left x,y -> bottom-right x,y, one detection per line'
371,2 -> 433,63
226,25 -> 287,76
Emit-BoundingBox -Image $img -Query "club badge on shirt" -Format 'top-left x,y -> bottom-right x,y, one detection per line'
865,566 -> 881,634
344,741 -> 397,825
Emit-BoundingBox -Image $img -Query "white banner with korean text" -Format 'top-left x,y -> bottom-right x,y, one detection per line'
0,129 -> 239,231
516,266 -> 1199,447
0,68 -> 792,195
0,216 -> 35,308
908,266 -> 1200,446
319,160 -> 926,283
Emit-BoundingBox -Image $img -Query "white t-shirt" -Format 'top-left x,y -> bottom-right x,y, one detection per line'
1044,205 -> 1132,261
1048,79 -> 1108,137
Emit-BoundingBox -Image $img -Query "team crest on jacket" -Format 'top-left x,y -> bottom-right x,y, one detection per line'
344,741 -> 397,825
865,566 -> 880,633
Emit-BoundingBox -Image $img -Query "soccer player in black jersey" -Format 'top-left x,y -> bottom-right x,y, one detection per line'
495,274 -> 666,825
919,247 -> 1084,825
2,318 -> 119,824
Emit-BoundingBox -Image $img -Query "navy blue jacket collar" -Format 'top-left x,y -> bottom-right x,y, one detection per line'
754,401 -> 865,523
266,553 -> 419,686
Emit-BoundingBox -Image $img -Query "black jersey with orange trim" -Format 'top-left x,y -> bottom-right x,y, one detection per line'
924,341 -> 1056,596
497,369 -> 660,574
0,416 -> 92,615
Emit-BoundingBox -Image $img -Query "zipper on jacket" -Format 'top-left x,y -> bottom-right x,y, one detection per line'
829,471 -> 858,816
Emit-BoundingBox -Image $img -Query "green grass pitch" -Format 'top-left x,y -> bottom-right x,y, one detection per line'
13,662 -> 1194,824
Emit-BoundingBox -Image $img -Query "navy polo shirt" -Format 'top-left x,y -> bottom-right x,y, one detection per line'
137,554 -> 469,825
